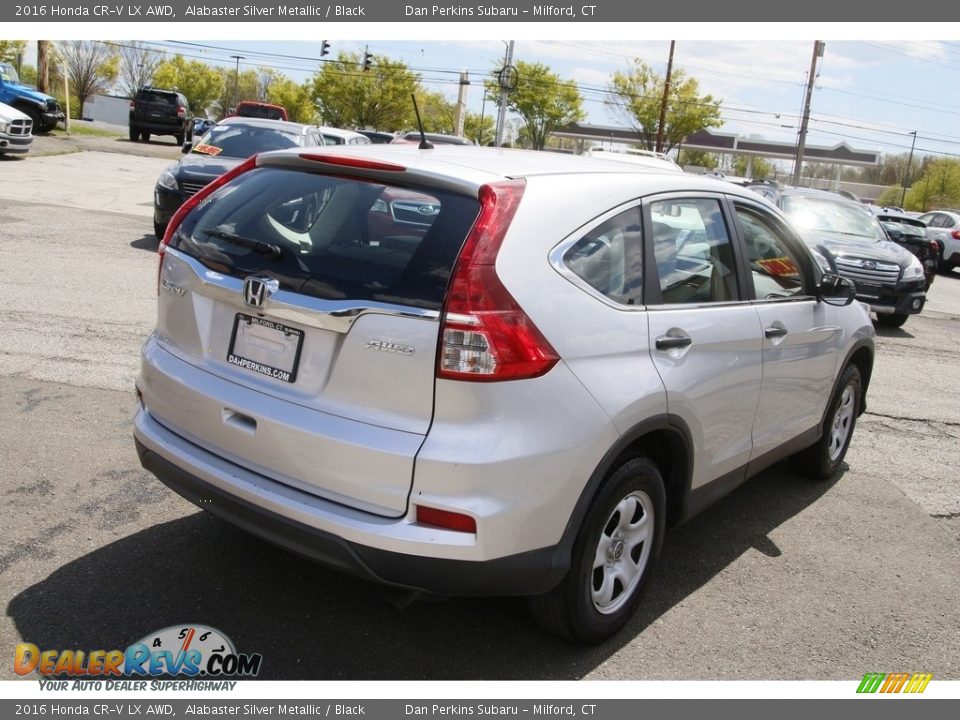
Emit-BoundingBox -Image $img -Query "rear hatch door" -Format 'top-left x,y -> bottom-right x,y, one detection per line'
148,161 -> 480,516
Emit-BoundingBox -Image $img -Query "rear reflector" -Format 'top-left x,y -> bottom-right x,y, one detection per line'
298,153 -> 406,172
158,154 -> 260,292
416,506 -> 477,534
438,180 -> 559,382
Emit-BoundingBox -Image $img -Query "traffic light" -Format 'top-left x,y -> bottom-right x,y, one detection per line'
363,51 -> 373,71
320,40 -> 330,57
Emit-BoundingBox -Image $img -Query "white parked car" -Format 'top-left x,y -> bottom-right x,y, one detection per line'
0,101 -> 33,156
316,125 -> 373,146
135,145 -> 875,643
916,210 -> 960,272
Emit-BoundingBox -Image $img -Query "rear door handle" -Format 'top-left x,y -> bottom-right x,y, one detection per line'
655,335 -> 693,350
764,326 -> 788,339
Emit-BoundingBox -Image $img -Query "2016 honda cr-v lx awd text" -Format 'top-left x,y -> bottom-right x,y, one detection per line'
134,146 -> 875,643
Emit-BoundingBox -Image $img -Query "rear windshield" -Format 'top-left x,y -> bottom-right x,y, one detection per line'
171,167 -> 481,310
141,91 -> 181,107
191,124 -> 305,159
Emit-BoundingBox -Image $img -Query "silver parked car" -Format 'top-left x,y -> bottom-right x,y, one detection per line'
134,147 -> 875,643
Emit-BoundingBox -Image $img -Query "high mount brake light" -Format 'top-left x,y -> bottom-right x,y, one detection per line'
438,179 -> 559,382
298,154 -> 406,172
157,154 -> 260,293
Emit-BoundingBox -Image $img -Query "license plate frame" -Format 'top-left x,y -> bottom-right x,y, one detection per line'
227,313 -> 304,384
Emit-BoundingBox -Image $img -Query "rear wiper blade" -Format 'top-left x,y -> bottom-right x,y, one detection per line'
203,228 -> 283,260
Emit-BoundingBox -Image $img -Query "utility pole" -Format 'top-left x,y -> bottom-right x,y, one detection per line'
230,55 -> 244,111
901,130 -> 918,207
37,40 -> 50,94
495,40 -> 514,148
655,40 -> 675,154
792,40 -> 825,186
454,71 -> 469,138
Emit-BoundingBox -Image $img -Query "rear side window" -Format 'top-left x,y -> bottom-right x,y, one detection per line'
562,207 -> 643,305
171,167 -> 481,310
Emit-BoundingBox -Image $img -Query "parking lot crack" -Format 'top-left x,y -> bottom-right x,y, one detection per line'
864,410 -> 960,429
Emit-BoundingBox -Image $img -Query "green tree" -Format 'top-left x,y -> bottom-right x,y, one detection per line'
58,40 -> 119,113
311,52 -> 419,130
0,40 -> 27,65
267,77 -> 317,124
875,185 -> 907,207
153,54 -> 224,117
605,59 -> 722,152
464,110 -> 495,146
485,61 -> 584,151
414,89 -> 457,133
733,154 -> 773,179
905,158 -> 960,211
677,149 -> 718,170
212,68 -> 259,118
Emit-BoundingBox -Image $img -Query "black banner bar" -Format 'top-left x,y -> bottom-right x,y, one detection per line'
2,699 -> 960,720
4,0 -> 960,22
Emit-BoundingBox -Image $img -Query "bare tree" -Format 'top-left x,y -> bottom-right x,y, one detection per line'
58,40 -> 119,111
117,41 -> 161,98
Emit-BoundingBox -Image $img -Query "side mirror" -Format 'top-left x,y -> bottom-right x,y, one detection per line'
817,272 -> 857,306
181,141 -> 193,154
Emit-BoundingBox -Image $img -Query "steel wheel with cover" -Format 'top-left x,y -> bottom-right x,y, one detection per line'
527,456 -> 665,644
793,364 -> 861,480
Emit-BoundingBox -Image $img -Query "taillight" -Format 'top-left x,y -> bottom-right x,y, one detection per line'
177,106 -> 185,118
129,100 -> 135,110
438,180 -> 559,382
157,154 -> 260,292
951,229 -> 960,240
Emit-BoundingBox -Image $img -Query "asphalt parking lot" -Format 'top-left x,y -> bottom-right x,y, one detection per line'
1,139 -> 958,680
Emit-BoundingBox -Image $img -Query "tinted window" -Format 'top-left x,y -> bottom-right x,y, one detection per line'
192,124 -> 305,159
563,208 -> 643,305
735,205 -> 808,299
650,198 -> 738,304
171,167 -> 481,310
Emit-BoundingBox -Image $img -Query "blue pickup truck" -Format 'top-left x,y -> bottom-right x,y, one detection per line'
0,62 -> 64,133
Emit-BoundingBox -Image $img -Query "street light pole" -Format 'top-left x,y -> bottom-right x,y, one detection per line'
495,40 -> 514,148
230,55 -> 244,111
901,130 -> 918,207
655,40 -> 675,154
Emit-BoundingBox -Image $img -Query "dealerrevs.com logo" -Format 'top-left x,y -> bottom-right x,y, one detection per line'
14,624 -> 262,688
857,672 -> 933,694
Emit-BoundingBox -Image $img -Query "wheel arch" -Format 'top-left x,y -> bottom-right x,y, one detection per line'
557,415 -> 692,555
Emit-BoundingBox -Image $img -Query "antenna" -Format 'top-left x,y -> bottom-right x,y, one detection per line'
411,94 -> 434,150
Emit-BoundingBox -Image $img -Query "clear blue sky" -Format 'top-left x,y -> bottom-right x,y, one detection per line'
21,36 -> 960,160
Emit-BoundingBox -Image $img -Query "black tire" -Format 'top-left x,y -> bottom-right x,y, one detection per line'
128,126 -> 138,142
877,313 -> 909,329
175,133 -> 185,146
527,456 -> 666,644
154,221 -> 166,241
793,365 -> 862,480
140,131 -> 150,143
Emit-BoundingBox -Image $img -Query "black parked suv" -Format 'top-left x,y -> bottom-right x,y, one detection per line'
750,184 -> 927,328
129,87 -> 193,145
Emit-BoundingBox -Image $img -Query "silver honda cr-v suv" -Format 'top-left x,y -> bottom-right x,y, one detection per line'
134,146 -> 875,643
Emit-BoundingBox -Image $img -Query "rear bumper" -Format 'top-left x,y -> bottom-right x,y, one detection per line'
134,417 -> 566,597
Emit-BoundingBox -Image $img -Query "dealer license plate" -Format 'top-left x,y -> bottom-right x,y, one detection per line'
227,314 -> 304,383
